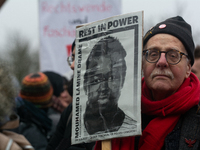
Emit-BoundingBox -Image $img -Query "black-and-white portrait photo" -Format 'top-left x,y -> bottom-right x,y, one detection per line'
83,36 -> 136,135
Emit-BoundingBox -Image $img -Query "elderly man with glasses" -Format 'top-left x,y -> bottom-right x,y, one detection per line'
95,16 -> 200,150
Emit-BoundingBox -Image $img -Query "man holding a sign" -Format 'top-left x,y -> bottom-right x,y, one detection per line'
95,16 -> 200,150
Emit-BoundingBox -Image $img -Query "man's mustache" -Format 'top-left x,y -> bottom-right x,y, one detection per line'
150,69 -> 174,79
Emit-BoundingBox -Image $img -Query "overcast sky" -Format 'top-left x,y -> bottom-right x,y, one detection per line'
0,0 -> 200,52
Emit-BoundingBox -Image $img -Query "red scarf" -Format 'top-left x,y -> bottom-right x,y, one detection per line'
94,73 -> 200,150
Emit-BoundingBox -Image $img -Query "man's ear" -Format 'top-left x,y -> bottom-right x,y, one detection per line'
185,60 -> 191,78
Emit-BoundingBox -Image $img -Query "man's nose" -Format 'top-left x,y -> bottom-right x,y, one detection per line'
98,80 -> 109,93
156,53 -> 169,68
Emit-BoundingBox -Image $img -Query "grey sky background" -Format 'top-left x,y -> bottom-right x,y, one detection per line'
0,0 -> 199,52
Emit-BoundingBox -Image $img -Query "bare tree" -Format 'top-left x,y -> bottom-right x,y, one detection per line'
0,32 -> 39,84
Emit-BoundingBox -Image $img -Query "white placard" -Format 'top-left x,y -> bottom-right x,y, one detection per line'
72,11 -> 143,144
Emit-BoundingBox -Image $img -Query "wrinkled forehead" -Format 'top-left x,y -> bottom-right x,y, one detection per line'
144,34 -> 188,54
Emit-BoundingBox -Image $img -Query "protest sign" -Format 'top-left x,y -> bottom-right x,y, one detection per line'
72,11 -> 143,144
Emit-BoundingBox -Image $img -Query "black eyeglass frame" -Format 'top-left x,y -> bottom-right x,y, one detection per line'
143,49 -> 189,65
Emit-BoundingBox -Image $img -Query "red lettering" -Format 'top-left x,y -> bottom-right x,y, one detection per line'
42,2 -> 47,12
41,1 -> 113,13
43,26 -> 75,38
79,6 -> 85,12
73,6 -> 77,13
43,25 -> 49,36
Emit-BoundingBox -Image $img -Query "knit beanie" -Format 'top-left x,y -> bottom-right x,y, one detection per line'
143,16 -> 195,66
19,72 -> 53,108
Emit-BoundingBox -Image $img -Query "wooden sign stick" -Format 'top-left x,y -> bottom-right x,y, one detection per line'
101,140 -> 111,150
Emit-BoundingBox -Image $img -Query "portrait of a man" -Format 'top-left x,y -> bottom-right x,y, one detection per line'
83,36 -> 136,135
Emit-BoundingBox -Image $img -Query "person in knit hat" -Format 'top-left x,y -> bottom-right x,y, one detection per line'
14,72 -> 55,150
43,71 -> 72,139
95,16 -> 200,150
19,72 -> 53,108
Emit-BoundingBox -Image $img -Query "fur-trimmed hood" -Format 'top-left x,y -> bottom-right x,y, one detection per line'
0,62 -> 15,126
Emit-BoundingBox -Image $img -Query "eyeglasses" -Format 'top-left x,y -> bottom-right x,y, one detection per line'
143,49 -> 189,65
67,56 -> 74,66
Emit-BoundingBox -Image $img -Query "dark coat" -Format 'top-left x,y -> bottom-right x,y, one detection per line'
165,105 -> 200,150
13,97 -> 53,150
136,105 -> 200,150
46,104 -> 95,150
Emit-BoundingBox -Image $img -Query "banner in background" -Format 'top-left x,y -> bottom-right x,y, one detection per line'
39,0 -> 121,78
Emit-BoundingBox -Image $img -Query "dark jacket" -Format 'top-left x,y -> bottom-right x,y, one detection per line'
13,97 -> 52,150
0,113 -> 34,150
135,105 -> 200,150
165,105 -> 200,150
46,103 -> 95,150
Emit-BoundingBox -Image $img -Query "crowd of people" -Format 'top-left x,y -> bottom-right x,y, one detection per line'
0,66 -> 73,149
1,15 -> 200,150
